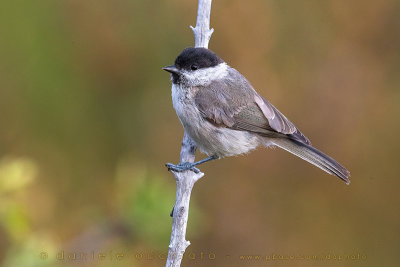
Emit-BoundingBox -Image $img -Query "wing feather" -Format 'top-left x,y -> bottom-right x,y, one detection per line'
194,68 -> 311,145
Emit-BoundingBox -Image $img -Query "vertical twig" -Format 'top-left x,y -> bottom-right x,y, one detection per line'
190,0 -> 214,49
166,1 -> 213,266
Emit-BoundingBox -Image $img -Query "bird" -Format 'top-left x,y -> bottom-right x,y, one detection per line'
163,47 -> 350,184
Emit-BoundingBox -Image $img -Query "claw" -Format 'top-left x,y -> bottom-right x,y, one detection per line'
165,162 -> 200,173
191,166 -> 200,173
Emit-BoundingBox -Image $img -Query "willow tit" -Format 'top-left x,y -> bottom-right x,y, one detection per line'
163,47 -> 350,184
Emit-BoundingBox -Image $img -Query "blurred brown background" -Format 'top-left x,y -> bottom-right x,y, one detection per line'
0,0 -> 399,266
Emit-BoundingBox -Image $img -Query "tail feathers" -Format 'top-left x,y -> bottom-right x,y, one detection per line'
272,138 -> 350,184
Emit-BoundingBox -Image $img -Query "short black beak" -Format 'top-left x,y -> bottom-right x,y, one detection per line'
162,65 -> 180,75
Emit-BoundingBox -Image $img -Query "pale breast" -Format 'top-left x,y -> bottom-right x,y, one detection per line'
171,83 -> 202,127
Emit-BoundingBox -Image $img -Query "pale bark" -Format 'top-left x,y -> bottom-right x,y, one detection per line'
166,1 -> 213,266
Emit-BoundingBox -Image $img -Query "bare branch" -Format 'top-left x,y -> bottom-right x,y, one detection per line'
190,0 -> 214,49
166,1 -> 213,266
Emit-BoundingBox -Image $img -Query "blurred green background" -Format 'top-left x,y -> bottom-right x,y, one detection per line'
0,0 -> 399,266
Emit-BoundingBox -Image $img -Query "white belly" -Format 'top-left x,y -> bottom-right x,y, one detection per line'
171,84 -> 263,157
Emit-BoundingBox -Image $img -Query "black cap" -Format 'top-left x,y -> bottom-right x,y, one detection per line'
174,47 -> 224,71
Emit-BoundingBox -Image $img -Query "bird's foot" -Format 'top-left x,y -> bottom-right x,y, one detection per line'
165,162 -> 200,173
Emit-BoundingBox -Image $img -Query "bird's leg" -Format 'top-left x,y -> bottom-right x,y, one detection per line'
165,155 -> 219,174
191,154 -> 219,167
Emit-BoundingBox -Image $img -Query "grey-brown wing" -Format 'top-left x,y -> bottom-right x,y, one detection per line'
194,69 -> 311,145
252,94 -> 311,144
194,76 -> 254,128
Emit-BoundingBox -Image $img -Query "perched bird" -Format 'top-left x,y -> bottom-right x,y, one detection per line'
163,47 -> 350,184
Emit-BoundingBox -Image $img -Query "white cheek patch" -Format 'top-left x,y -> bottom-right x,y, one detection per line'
182,63 -> 228,86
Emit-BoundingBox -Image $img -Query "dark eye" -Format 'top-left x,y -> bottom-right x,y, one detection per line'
190,64 -> 199,71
